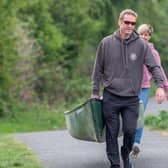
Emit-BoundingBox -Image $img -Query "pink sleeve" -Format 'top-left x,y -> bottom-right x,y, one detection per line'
152,48 -> 161,66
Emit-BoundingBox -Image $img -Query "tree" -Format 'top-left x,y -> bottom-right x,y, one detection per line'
0,0 -> 19,115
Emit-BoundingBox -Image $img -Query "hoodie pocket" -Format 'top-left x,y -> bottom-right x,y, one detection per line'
107,78 -> 136,95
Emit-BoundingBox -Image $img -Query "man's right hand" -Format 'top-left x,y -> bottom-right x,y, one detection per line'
91,94 -> 100,99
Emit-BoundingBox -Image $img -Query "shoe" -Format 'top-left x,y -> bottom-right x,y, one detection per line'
130,143 -> 140,158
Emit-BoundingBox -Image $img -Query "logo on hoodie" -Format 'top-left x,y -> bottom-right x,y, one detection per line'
130,53 -> 137,61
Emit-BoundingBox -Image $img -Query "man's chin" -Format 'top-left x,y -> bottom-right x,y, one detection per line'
126,30 -> 133,33
123,32 -> 132,39
125,31 -> 133,36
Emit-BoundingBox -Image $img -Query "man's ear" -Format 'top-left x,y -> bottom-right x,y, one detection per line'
118,19 -> 121,27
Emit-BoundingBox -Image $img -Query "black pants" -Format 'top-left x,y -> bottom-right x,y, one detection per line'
103,89 -> 139,167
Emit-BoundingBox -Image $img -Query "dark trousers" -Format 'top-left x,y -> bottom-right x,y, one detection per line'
103,89 -> 139,167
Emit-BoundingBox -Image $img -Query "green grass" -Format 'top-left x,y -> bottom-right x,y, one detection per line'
0,103 -> 66,133
145,110 -> 168,131
0,134 -> 43,168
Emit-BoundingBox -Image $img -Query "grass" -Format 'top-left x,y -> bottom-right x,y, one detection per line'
145,110 -> 168,131
0,134 -> 43,168
0,102 -> 66,133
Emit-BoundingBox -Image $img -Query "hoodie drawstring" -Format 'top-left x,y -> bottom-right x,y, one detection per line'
120,40 -> 129,77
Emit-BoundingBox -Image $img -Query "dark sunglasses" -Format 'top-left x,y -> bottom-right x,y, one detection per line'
123,20 -> 136,26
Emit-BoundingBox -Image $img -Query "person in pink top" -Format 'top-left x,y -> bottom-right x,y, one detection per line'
131,24 -> 168,157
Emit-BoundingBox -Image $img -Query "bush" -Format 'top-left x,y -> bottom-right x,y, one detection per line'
145,110 -> 168,130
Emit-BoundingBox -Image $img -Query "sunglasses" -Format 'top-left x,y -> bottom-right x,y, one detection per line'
123,20 -> 136,26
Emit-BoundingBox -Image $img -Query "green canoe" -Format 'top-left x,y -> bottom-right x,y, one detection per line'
64,99 -> 144,143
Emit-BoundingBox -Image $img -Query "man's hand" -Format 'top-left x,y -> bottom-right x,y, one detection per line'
91,94 -> 100,100
155,87 -> 165,104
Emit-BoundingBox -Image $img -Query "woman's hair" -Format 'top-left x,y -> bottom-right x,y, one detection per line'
137,24 -> 154,35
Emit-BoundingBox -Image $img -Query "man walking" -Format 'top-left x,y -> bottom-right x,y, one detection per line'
91,9 -> 165,168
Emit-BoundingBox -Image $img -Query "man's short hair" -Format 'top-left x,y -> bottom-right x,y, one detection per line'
119,9 -> 138,20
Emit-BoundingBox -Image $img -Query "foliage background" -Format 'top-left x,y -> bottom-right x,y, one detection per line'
0,0 -> 168,125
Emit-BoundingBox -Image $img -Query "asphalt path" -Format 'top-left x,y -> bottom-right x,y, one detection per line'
16,98 -> 168,168
145,97 -> 167,116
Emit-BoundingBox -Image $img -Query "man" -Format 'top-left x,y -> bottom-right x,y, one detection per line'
91,9 -> 165,168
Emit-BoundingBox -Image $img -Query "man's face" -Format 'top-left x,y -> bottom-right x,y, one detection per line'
118,14 -> 136,39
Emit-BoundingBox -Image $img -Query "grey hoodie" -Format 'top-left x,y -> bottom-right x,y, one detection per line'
92,30 -> 163,97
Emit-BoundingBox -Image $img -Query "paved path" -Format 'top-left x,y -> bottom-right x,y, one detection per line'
16,98 -> 168,168
145,97 -> 167,116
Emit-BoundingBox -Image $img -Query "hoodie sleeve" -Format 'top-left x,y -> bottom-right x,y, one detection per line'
150,44 -> 168,93
144,44 -> 163,88
160,67 -> 168,93
91,41 -> 104,95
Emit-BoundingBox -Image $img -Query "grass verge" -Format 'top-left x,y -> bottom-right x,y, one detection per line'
0,99 -> 84,133
0,102 -> 66,133
0,134 -> 43,168
145,110 -> 168,131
